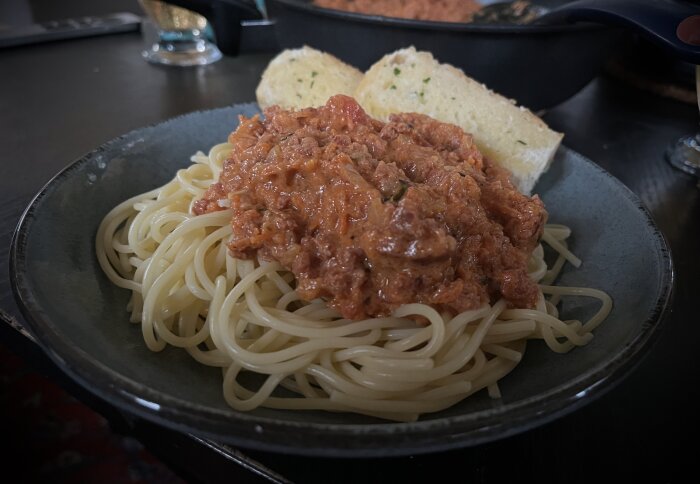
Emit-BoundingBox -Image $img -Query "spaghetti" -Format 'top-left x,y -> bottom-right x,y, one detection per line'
96,141 -> 612,422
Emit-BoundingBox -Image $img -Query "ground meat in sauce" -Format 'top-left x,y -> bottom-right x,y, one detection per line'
314,0 -> 481,23
194,95 -> 547,320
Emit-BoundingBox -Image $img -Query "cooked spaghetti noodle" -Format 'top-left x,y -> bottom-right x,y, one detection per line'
96,142 -> 612,422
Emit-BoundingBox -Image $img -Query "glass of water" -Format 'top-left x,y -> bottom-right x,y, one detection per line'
138,0 -> 222,66
666,65 -> 700,178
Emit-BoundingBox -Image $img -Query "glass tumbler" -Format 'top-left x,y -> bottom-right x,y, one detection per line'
138,0 -> 222,66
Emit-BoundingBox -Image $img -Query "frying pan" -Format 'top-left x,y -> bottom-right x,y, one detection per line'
165,0 -> 700,109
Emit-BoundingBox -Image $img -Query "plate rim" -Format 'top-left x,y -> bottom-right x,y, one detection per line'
9,105 -> 675,457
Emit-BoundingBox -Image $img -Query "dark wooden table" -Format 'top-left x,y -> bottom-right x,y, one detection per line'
2,10 -> 700,484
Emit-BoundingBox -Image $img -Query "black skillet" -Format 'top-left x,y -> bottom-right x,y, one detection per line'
166,0 -> 700,109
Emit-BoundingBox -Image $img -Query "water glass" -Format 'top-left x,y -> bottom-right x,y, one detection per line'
139,0 -> 222,66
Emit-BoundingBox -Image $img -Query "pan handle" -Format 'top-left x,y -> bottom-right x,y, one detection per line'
535,0 -> 700,64
160,0 -> 263,56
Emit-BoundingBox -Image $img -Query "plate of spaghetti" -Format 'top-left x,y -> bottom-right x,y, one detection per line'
10,101 -> 672,457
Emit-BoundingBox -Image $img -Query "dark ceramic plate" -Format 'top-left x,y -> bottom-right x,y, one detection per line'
10,105 -> 673,457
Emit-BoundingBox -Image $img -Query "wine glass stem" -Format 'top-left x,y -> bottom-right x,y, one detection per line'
665,65 -> 700,177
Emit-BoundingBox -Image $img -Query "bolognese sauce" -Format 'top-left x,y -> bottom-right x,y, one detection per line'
194,95 -> 547,319
313,0 -> 482,23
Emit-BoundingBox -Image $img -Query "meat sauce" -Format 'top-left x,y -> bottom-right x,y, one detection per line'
194,95 -> 547,320
313,0 -> 481,23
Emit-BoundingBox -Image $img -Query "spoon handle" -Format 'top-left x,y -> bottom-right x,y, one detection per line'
535,0 -> 700,64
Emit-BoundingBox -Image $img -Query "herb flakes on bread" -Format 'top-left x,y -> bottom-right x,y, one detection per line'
255,46 -> 563,195
256,46 -> 363,110
354,47 -> 563,195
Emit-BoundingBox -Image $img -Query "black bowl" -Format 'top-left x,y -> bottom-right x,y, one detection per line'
11,105 -> 673,457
